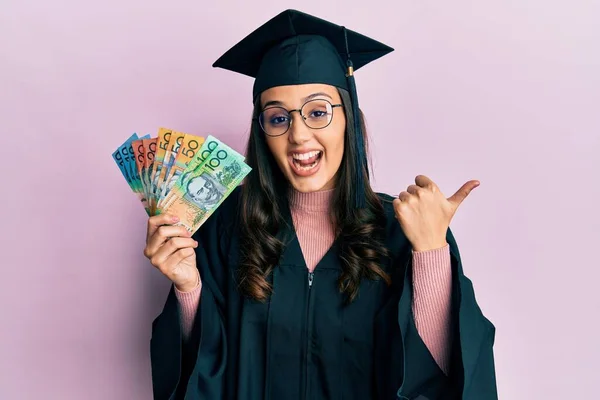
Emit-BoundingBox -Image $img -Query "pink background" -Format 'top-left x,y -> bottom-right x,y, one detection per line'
1,1 -> 598,399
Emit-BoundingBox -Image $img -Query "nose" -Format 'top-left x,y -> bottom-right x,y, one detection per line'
288,111 -> 312,145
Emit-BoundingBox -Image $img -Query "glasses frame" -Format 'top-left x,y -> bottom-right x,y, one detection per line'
256,98 -> 343,137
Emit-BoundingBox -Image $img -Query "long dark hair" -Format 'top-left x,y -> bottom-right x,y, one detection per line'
238,88 -> 390,303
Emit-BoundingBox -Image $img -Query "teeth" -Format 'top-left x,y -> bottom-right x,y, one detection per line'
292,151 -> 321,160
295,159 -> 319,171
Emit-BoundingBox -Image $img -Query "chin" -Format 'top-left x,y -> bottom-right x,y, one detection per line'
286,171 -> 336,193
290,181 -> 325,193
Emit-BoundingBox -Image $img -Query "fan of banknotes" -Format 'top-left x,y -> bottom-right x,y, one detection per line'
112,128 -> 251,234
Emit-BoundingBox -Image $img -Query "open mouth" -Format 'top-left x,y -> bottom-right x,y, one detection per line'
289,150 -> 323,176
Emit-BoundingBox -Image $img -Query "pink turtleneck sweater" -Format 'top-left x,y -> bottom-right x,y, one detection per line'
175,189 -> 453,374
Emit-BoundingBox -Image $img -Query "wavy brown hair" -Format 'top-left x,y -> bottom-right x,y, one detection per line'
238,88 -> 390,303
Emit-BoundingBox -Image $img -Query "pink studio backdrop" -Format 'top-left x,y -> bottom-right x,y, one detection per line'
1,1 -> 598,399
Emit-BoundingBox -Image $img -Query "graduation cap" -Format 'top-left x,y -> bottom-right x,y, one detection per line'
213,9 -> 394,208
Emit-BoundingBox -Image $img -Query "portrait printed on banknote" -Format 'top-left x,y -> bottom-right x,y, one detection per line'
184,172 -> 225,209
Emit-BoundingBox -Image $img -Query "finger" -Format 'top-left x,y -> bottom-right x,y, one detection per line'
392,198 -> 404,218
145,225 -> 191,259
398,191 -> 412,203
147,213 -> 180,241
406,184 -> 423,196
152,238 -> 198,269
160,247 -> 197,275
415,175 -> 436,190
150,237 -> 198,268
447,180 -> 480,208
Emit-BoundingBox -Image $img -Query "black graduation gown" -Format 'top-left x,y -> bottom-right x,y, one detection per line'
150,188 -> 497,400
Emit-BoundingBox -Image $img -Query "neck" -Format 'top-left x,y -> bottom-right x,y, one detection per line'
288,187 -> 334,212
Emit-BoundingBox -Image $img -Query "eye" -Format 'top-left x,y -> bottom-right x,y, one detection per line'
261,108 -> 290,127
304,102 -> 330,120
269,115 -> 290,126
309,110 -> 328,119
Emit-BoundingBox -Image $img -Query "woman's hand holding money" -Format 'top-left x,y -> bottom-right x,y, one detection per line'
144,213 -> 200,292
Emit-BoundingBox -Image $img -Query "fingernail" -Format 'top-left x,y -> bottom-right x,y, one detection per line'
194,241 -> 199,247
172,215 -> 179,222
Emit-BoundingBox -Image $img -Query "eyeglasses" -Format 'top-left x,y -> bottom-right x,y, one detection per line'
257,99 -> 343,137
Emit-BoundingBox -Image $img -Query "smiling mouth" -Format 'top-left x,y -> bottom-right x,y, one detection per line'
287,150 -> 324,177
291,150 -> 322,171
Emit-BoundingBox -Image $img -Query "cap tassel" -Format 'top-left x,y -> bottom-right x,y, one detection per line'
343,28 -> 368,209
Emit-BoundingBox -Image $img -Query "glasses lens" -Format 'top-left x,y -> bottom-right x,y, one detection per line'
301,100 -> 333,129
259,107 -> 290,136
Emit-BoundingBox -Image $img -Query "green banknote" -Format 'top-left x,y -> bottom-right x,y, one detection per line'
158,135 -> 239,213
162,141 -> 251,233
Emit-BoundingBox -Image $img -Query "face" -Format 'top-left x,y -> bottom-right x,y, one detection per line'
260,83 -> 346,193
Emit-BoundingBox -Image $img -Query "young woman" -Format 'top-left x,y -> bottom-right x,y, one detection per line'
144,10 -> 497,400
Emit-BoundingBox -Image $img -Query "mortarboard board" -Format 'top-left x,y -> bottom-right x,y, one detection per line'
213,9 -> 394,208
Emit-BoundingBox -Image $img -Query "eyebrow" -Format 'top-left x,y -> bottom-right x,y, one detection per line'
262,92 -> 333,109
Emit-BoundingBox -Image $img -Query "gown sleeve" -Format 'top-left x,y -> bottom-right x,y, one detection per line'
150,197 -> 233,400
395,228 -> 498,400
